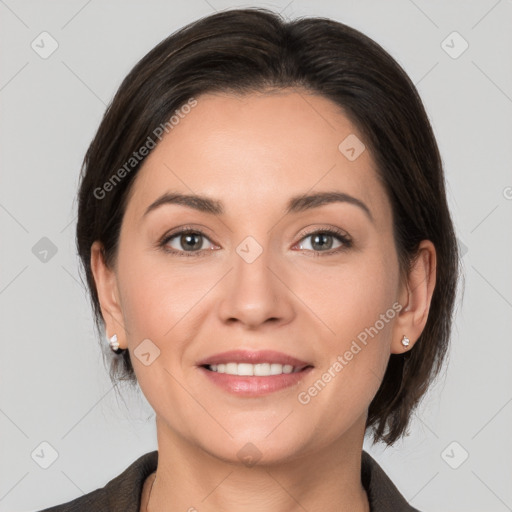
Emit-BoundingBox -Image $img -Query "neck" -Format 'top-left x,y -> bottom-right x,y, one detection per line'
144,417 -> 370,512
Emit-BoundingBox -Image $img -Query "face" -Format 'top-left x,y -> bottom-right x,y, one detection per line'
96,90 -> 412,465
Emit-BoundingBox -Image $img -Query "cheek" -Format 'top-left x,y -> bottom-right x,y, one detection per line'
115,251 -> 206,415
117,247 -> 215,339
292,253 -> 399,433
291,249 -> 399,346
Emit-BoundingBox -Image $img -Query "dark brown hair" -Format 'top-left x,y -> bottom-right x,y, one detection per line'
76,7 -> 460,445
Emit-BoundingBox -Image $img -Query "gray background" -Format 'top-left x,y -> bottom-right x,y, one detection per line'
1,0 -> 511,511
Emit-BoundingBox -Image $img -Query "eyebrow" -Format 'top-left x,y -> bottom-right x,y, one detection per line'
143,191 -> 373,222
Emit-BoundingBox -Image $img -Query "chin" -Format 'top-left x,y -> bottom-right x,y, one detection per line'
195,423 -> 312,467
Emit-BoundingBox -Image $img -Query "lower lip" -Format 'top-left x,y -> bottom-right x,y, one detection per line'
199,366 -> 313,396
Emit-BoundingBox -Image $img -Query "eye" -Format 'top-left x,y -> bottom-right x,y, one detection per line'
158,226 -> 352,257
160,229 -> 217,255
295,228 -> 352,254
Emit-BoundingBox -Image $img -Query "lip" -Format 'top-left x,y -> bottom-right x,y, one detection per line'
197,350 -> 314,397
196,349 -> 311,368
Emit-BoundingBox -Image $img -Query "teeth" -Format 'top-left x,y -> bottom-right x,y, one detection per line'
208,363 -> 297,376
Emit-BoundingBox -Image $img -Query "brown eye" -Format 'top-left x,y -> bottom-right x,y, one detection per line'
161,230 -> 216,254
178,232 -> 204,251
296,230 -> 351,253
310,233 -> 334,251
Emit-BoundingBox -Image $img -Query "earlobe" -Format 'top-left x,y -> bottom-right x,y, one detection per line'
391,240 -> 437,354
90,241 -> 127,350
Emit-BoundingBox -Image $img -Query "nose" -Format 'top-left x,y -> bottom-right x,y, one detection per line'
217,242 -> 295,330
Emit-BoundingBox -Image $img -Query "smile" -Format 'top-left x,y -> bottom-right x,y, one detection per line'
197,350 -> 314,396
206,362 -> 303,375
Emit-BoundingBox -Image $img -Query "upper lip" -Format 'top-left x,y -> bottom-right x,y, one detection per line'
197,350 -> 312,369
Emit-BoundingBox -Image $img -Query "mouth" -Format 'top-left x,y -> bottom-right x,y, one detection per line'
203,362 -> 308,375
197,350 -> 314,396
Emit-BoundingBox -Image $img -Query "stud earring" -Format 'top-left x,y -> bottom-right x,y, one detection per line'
109,334 -> 120,352
401,335 -> 410,349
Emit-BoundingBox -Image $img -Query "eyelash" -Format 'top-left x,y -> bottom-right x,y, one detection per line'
296,227 -> 353,256
158,226 -> 353,258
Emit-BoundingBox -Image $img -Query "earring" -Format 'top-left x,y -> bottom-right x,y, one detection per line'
401,335 -> 410,349
109,334 -> 120,352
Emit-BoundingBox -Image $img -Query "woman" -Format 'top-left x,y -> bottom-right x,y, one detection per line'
41,7 -> 459,512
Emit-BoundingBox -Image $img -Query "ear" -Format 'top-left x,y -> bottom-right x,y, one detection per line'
391,240 -> 437,354
90,241 -> 127,350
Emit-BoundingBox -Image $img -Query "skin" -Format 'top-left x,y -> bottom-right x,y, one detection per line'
91,89 -> 436,512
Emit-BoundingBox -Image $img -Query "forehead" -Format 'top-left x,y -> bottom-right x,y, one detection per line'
123,90 -> 390,224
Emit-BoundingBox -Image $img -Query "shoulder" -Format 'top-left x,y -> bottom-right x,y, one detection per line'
361,450 -> 421,512
36,450 -> 158,512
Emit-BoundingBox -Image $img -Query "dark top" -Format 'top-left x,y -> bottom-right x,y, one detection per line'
38,450 -> 420,512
